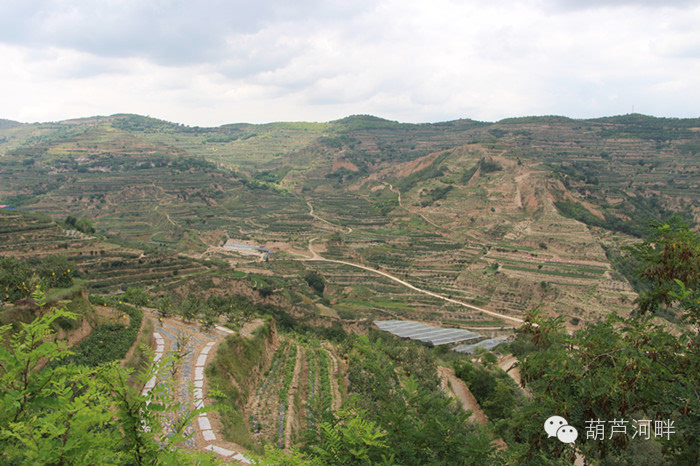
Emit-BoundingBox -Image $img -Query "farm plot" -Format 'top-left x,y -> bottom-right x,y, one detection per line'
250,341 -> 296,448
0,210 -> 97,258
249,337 -> 341,450
307,193 -> 389,228
301,342 -> 334,431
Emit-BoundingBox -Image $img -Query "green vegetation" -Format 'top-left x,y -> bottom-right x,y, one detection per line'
0,290 -> 218,465
207,321 -> 273,452
0,256 -> 32,302
394,151 -> 450,192
1,112 -> 699,462
304,271 -> 326,295
502,221 -> 699,464
62,295 -> 143,367
455,359 -> 524,423
271,333 -> 498,465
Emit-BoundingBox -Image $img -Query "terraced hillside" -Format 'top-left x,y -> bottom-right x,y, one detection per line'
1,113 -> 698,326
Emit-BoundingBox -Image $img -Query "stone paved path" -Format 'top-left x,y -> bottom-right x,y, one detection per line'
143,314 -> 251,464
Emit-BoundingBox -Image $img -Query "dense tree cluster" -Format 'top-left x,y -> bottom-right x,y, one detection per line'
505,220 -> 699,464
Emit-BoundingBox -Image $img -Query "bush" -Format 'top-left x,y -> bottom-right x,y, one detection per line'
304,271 -> 326,295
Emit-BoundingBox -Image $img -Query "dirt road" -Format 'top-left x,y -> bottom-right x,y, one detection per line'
300,238 -> 524,326
498,354 -> 531,399
438,366 -> 488,426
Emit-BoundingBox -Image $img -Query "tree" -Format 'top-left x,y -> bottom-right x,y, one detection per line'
200,307 -> 218,332
180,293 -> 203,323
628,217 -> 700,320
122,286 -> 150,306
0,289 -> 219,464
0,256 -> 32,302
171,333 -> 191,377
157,295 -> 174,318
37,255 -> 74,289
509,221 -> 699,464
75,218 -> 95,234
304,271 -> 325,296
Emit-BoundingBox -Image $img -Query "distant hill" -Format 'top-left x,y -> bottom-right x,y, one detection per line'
0,112 -> 698,326
0,118 -> 22,129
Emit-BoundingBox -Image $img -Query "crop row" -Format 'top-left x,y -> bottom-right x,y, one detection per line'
275,344 -> 297,449
302,345 -> 333,432
251,342 -> 288,433
316,350 -> 332,414
305,346 -> 318,429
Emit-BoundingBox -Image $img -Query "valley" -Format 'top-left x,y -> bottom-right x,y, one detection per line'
0,113 -> 698,464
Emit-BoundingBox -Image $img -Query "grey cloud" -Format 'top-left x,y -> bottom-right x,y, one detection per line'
0,0 -> 372,66
550,0 -> 697,11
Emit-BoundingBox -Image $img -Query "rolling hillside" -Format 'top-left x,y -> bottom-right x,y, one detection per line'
1,113 -> 698,327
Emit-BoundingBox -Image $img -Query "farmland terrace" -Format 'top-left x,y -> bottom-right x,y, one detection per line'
1,113 -> 698,326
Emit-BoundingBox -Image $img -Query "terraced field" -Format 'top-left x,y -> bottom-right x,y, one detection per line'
0,209 -> 226,296
249,337 -> 341,451
2,113 -> 698,327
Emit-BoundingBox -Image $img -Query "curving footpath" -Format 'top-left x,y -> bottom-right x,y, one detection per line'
142,316 -> 252,464
141,332 -> 166,397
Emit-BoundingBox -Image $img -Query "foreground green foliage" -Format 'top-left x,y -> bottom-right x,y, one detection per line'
0,290 -> 219,465
507,221 -> 699,464
267,333 -> 499,465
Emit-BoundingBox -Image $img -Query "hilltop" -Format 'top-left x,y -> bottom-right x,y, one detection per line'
1,112 -> 697,327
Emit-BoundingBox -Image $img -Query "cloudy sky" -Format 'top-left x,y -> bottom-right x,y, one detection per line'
1,0 -> 698,126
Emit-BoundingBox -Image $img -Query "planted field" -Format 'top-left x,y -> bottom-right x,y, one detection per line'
4,113 -> 695,327
64,295 -> 143,366
249,337 -> 341,450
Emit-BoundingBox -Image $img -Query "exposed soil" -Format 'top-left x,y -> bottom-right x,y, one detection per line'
56,316 -> 94,347
284,345 -> 304,451
323,344 -> 343,412
438,366 -> 508,450
120,310 -> 151,367
437,366 -> 488,426
332,157 -> 359,172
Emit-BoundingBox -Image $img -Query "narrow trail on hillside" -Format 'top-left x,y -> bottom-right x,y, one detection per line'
386,183 -> 444,230
437,366 -> 488,426
437,366 -> 508,449
298,238 -> 524,325
322,345 -> 343,412
306,200 -> 352,234
141,312 -> 253,464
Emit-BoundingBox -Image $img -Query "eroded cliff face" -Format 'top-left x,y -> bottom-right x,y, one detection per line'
205,318 -> 280,449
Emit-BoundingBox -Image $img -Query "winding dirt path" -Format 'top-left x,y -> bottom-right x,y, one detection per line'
437,366 -> 488,426
387,183 -> 443,230
438,366 -> 508,449
322,344 -> 343,412
306,200 -> 352,234
299,238 -> 524,326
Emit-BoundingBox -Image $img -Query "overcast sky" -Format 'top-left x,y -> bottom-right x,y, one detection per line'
1,0 -> 698,126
